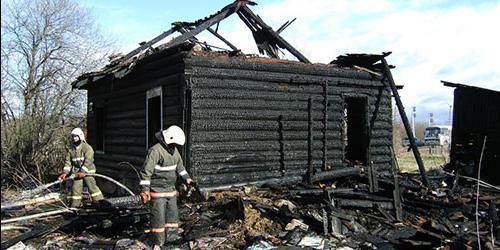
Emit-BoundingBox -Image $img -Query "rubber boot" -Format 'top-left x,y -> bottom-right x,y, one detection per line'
165,228 -> 181,244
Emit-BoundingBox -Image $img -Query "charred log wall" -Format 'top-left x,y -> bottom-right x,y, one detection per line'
450,87 -> 500,185
86,48 -> 189,189
185,54 -> 393,187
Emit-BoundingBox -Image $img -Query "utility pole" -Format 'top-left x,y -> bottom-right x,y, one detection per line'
448,104 -> 452,125
412,106 -> 416,137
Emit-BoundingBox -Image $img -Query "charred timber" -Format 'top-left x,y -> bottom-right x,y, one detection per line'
198,176 -> 303,192
381,58 -> 429,187
310,167 -> 361,183
187,67 -> 383,88
337,198 -> 394,210
0,217 -> 78,249
186,55 -> 377,80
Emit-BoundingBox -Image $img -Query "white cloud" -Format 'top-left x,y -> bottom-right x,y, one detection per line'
105,0 -> 499,122
216,0 -> 500,122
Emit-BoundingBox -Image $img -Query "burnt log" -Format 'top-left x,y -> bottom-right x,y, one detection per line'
310,167 -> 361,183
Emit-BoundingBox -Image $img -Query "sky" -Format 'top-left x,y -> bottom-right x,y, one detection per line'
79,0 -> 500,124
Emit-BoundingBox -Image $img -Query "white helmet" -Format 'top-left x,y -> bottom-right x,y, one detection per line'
71,127 -> 85,141
162,125 -> 185,145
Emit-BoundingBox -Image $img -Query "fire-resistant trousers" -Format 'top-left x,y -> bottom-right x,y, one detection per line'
150,196 -> 179,245
69,176 -> 104,207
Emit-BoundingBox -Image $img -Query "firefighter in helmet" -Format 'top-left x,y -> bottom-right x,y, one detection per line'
139,125 -> 193,248
59,127 -> 104,207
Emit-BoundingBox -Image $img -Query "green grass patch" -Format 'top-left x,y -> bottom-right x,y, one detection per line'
396,146 -> 449,173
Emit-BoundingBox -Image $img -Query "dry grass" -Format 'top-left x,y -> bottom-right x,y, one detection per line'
396,146 -> 449,173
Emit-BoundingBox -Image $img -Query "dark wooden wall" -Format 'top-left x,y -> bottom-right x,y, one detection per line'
450,87 -> 500,185
184,54 -> 393,188
86,47 -> 189,190
85,47 -> 394,192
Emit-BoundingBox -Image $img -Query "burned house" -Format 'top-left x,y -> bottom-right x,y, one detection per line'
443,81 -> 500,185
72,1 -> 396,192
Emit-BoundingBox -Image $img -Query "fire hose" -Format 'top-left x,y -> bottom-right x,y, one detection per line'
19,173 -> 134,199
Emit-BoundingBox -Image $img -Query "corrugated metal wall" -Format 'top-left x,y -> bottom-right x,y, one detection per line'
184,54 -> 393,187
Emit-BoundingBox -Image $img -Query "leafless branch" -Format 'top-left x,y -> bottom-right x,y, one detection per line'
1,0 -> 116,185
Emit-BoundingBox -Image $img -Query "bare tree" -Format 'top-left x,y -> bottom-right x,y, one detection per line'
1,0 -> 115,187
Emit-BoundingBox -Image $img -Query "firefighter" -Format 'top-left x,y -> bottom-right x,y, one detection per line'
58,127 -> 104,207
139,125 -> 193,248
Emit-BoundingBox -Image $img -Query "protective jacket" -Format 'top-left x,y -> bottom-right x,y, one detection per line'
63,141 -> 103,207
139,132 -> 190,195
63,141 -> 96,175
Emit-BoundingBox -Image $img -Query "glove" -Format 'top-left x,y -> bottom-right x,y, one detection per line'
140,192 -> 151,204
76,172 -> 86,178
58,173 -> 67,181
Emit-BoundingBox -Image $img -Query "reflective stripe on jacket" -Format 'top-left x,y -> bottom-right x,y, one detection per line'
63,142 -> 96,174
139,142 -> 190,193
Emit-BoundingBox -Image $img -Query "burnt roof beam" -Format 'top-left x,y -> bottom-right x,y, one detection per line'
161,2 -> 241,51
121,27 -> 177,62
237,11 -> 280,58
276,18 -> 296,34
176,22 -> 239,53
176,26 -> 200,43
238,5 -> 310,63
207,27 -> 240,52
381,57 -> 430,187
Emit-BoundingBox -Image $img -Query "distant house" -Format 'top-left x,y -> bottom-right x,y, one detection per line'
72,1 -> 395,192
444,81 -> 500,185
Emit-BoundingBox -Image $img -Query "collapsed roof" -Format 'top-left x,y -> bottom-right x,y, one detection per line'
73,0 -> 314,89
73,0 -> 399,90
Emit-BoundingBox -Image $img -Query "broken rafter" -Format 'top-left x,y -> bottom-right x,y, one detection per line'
380,56 -> 430,187
238,5 -> 310,63
276,18 -> 296,34
120,1 -> 243,63
237,10 -> 280,58
121,28 -> 177,62
175,25 -> 200,44
162,2 -> 243,50
207,27 -> 240,52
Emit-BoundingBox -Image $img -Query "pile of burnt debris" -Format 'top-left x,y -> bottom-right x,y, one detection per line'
2,170 -> 499,249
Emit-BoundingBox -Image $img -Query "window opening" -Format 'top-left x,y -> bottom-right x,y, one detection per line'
94,107 -> 105,152
146,87 -> 163,149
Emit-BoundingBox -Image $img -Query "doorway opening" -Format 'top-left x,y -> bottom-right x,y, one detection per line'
342,97 -> 368,165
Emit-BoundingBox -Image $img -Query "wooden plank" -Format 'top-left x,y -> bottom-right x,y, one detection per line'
192,108 -> 326,121
121,28 -> 177,62
190,119 -> 341,131
162,2 -> 240,49
191,140 -> 328,153
186,55 -> 375,80
1,217 -> 78,249
311,167 -> 361,182
191,130 -> 339,142
381,58 -> 429,187
189,76 -> 381,92
187,66 -> 380,87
